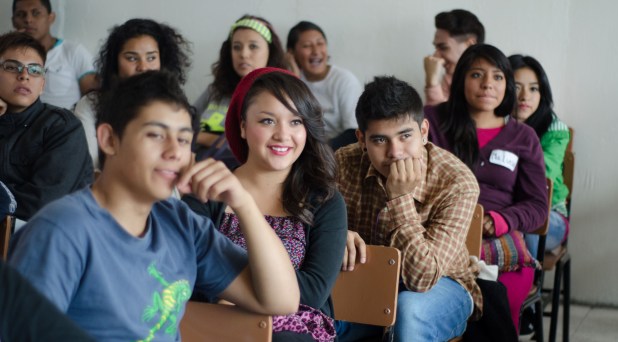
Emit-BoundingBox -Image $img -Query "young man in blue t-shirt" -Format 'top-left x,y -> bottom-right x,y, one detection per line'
9,70 -> 299,341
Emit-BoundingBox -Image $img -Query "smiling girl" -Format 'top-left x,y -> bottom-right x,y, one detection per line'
193,15 -> 286,167
186,68 -> 347,341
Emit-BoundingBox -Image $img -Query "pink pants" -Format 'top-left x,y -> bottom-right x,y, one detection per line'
497,267 -> 535,333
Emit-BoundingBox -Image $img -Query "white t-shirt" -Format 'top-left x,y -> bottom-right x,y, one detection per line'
41,39 -> 95,110
74,93 -> 99,168
301,65 -> 362,140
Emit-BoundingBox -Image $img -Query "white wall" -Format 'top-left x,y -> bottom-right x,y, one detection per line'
2,0 -> 617,306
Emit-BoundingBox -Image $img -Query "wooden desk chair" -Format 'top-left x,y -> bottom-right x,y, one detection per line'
179,301 -> 272,342
542,136 -> 575,342
448,204 -> 484,342
466,204 -> 484,259
1,215 -> 14,260
520,178 -> 554,342
331,245 -> 401,330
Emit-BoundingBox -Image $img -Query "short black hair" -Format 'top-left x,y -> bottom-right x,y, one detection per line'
355,76 -> 424,133
286,20 -> 327,50
0,31 -> 46,63
435,9 -> 485,43
96,70 -> 193,168
12,0 -> 52,14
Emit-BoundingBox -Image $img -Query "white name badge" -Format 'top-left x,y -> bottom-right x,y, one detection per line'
489,149 -> 519,171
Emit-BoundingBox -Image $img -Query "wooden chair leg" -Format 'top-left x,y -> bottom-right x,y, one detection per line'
549,261 -> 563,342
563,257 -> 571,342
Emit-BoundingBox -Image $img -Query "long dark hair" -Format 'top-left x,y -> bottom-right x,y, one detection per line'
508,54 -> 554,138
96,18 -> 191,93
209,15 -> 286,103
437,44 -> 516,169
241,72 -> 336,225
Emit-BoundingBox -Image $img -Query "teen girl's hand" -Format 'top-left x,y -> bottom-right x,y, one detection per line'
482,215 -> 496,237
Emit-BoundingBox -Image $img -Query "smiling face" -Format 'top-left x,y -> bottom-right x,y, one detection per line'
357,115 -> 428,178
12,0 -> 55,42
240,91 -> 307,174
464,58 -> 506,117
433,29 -> 474,75
231,28 -> 270,77
117,35 -> 161,79
514,67 -> 541,122
102,101 -> 193,203
292,29 -> 328,81
0,46 -> 45,113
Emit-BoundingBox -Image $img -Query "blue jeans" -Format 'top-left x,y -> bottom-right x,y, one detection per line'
336,277 -> 473,342
525,210 -> 568,258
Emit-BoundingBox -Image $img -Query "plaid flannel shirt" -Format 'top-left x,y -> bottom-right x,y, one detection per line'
336,142 -> 483,320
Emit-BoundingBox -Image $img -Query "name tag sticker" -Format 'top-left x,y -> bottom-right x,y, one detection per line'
489,149 -> 518,171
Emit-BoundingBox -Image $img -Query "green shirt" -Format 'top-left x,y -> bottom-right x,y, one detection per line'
540,114 -> 570,216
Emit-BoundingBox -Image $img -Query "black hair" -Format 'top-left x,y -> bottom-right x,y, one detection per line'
95,18 -> 191,93
96,70 -> 193,168
209,15 -> 286,103
436,44 -> 515,169
286,20 -> 327,50
508,54 -> 554,138
0,31 -> 46,63
435,9 -> 485,43
240,72 -> 336,225
12,0 -> 51,14
356,76 -> 424,133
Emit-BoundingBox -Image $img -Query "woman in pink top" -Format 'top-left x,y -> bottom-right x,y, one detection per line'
425,44 -> 548,334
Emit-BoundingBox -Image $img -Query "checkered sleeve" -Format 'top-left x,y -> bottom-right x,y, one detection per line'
388,180 -> 479,292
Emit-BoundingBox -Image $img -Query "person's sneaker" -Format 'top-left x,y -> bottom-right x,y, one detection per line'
519,307 -> 536,340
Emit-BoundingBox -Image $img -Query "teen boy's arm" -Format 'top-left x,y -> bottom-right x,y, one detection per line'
178,159 -> 300,315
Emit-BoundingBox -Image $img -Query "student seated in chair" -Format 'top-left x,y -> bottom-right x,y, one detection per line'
11,0 -> 97,109
0,32 -> 93,222
9,70 -> 300,341
335,76 -> 482,342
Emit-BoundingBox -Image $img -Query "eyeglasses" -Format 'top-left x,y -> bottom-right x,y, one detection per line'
0,59 -> 46,77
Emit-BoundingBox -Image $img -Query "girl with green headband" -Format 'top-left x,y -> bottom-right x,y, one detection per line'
193,15 -> 286,168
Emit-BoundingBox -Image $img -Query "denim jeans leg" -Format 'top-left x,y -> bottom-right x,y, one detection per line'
392,277 -> 473,342
525,210 -> 568,256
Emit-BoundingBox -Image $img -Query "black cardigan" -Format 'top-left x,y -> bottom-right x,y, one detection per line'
183,191 -> 348,318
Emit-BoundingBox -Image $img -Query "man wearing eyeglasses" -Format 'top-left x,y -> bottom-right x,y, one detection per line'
12,0 -> 97,110
0,32 -> 93,222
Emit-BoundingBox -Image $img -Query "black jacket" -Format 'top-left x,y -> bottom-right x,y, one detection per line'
0,99 -> 93,220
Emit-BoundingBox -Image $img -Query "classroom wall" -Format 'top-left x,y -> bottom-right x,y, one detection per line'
1,0 -> 617,306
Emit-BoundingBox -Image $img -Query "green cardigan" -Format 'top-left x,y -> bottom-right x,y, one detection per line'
540,114 -> 570,216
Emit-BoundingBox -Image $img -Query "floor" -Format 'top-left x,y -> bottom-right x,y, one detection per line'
520,303 -> 618,342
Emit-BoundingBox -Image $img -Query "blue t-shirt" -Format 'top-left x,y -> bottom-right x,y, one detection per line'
9,188 -> 247,341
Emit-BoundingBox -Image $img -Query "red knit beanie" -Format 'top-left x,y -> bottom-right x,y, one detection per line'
225,67 -> 297,164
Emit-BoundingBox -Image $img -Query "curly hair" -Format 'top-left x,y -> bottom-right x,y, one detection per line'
95,18 -> 191,93
209,15 -> 286,103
